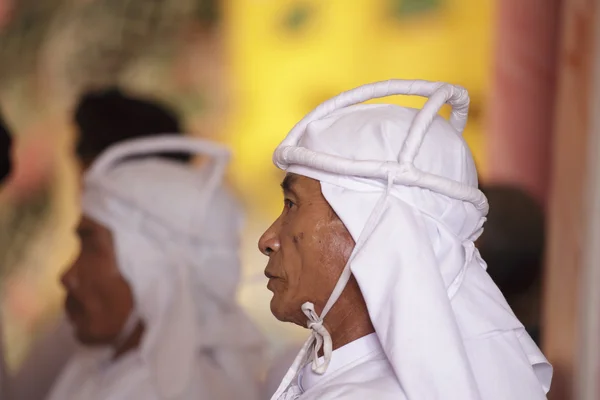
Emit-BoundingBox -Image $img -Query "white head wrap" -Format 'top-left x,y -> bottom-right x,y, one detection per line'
51,136 -> 265,400
270,80 -> 552,399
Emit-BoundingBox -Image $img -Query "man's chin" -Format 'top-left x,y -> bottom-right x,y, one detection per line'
72,326 -> 113,347
74,331 -> 99,346
269,295 -> 291,323
269,295 -> 305,326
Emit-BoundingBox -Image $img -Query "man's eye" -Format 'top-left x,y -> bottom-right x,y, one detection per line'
284,199 -> 295,209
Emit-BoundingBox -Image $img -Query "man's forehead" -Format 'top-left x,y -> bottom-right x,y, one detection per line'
280,173 -> 298,191
280,173 -> 320,192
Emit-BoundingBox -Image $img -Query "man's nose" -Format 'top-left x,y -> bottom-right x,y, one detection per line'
259,222 -> 281,256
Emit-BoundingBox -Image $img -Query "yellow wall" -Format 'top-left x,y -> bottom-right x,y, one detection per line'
222,0 -> 494,349
223,0 -> 492,218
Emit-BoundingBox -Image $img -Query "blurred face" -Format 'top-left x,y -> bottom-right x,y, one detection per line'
61,216 -> 134,345
258,173 -> 355,326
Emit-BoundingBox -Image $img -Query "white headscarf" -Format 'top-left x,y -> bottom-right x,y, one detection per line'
49,136 -> 265,400
270,80 -> 552,399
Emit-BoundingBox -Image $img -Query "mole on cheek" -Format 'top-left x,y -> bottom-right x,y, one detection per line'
292,232 -> 305,243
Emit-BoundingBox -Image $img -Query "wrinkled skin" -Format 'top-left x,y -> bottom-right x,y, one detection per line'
60,216 -> 134,345
259,173 -> 356,327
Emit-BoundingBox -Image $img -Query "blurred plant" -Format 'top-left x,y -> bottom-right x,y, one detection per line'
0,0 -> 66,90
0,0 -> 222,278
0,131 -> 55,279
389,0 -> 442,18
195,0 -> 218,25
0,189 -> 53,278
282,3 -> 313,33
0,0 -> 218,103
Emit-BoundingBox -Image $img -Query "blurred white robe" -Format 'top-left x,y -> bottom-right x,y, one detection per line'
47,335 -> 244,400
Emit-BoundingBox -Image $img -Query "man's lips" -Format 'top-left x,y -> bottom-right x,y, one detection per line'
264,269 -> 282,292
264,263 -> 281,280
264,270 -> 276,280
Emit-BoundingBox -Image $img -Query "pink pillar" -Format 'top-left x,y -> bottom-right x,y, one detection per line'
486,0 -> 561,207
0,0 -> 12,29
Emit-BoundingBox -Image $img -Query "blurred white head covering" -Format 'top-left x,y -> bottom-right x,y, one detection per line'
49,136 -> 265,400
270,80 -> 552,399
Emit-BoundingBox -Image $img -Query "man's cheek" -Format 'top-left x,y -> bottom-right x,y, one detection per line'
278,242 -> 299,277
85,294 -> 111,325
282,258 -> 304,292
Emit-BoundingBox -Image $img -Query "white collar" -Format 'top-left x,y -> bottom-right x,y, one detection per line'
298,333 -> 383,392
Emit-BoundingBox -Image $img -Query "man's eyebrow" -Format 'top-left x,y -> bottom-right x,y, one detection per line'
280,174 -> 298,194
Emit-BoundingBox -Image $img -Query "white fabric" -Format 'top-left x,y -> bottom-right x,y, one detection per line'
291,333 -> 404,400
274,80 -> 487,213
270,80 -> 552,400
47,136 -> 265,400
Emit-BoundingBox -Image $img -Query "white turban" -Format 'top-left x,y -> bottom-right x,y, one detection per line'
49,136 -> 265,400
270,80 -> 552,399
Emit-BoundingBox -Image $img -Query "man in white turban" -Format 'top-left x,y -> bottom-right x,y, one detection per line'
46,136 -> 265,400
10,88 -> 195,400
259,80 -> 552,399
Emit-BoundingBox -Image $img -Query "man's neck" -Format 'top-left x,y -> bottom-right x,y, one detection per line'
321,279 -> 375,353
112,322 -> 144,360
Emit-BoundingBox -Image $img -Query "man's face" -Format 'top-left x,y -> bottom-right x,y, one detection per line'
258,173 -> 355,326
61,216 -> 134,345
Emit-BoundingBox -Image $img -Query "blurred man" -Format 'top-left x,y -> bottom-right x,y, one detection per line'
259,80 -> 552,399
478,185 -> 545,344
46,136 -> 264,400
11,89 -> 203,400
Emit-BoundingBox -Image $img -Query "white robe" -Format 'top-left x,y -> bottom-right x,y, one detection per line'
289,330 -> 548,400
47,347 -> 241,400
288,334 -> 405,400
